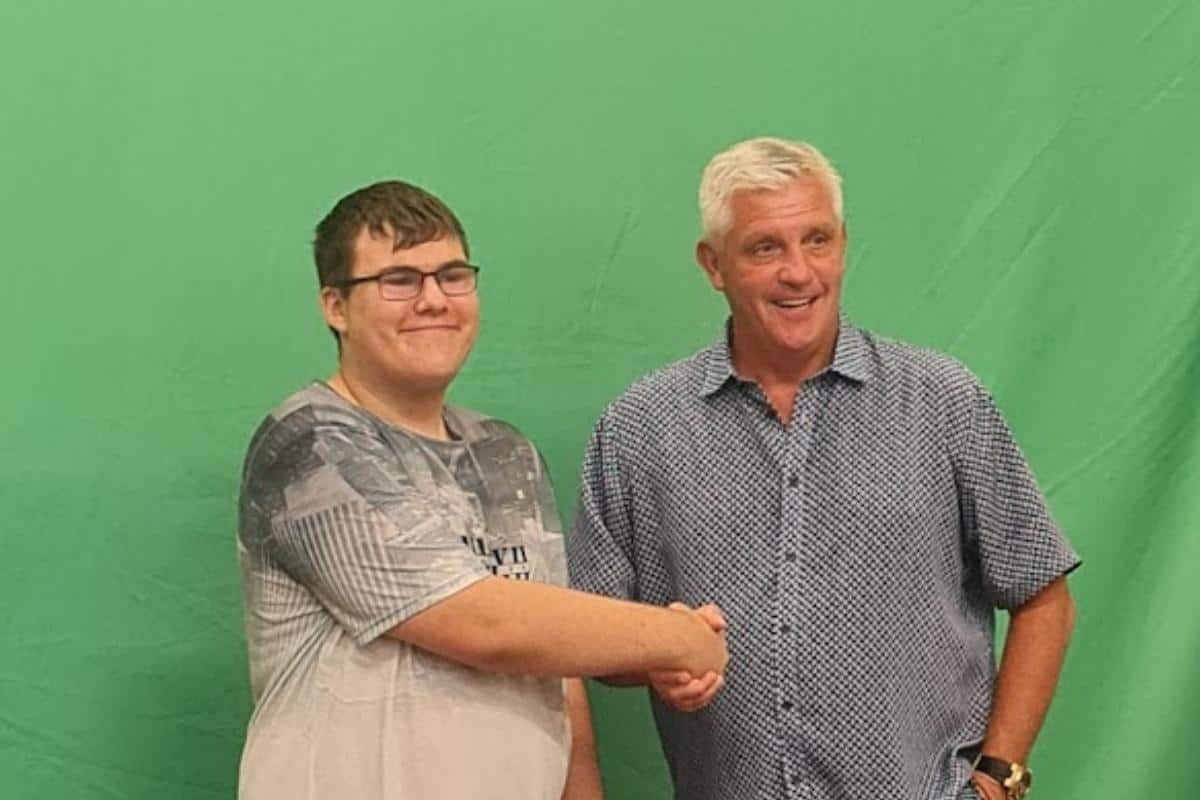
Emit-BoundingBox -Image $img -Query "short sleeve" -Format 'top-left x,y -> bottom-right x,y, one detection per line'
242,409 -> 489,644
530,447 -> 569,588
566,410 -> 638,599
954,382 -> 1081,609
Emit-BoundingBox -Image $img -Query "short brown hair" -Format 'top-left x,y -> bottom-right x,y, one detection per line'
313,180 -> 469,289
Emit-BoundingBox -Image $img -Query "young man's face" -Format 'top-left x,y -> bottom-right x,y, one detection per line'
697,175 -> 847,366
323,227 -> 479,394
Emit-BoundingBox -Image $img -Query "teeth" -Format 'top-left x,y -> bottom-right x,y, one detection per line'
777,298 -> 813,308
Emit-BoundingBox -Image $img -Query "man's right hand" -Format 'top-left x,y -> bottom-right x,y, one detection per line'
653,602 -> 728,711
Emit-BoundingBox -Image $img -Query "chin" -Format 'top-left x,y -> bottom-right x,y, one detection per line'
776,337 -> 820,354
374,356 -> 453,389
779,318 -> 837,350
392,370 -> 458,394
761,325 -> 815,349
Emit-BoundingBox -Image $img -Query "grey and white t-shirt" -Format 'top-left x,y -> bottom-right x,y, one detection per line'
236,382 -> 570,800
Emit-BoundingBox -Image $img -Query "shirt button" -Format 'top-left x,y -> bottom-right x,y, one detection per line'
784,551 -> 797,562
786,474 -> 799,488
781,700 -> 794,711
780,624 -> 792,635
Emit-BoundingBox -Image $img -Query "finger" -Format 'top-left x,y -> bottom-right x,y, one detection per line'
649,670 -> 692,687
674,694 -> 711,712
666,691 -> 707,711
695,604 -> 728,632
654,683 -> 701,708
657,681 -> 702,704
668,672 -> 719,702
696,673 -> 724,703
678,674 -> 725,711
667,601 -> 689,612
691,671 -> 720,695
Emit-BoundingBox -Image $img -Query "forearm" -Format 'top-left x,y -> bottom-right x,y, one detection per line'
388,576 -> 723,677
561,678 -> 604,800
981,577 -> 1076,762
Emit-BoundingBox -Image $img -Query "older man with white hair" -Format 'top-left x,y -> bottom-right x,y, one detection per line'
568,138 -> 1079,800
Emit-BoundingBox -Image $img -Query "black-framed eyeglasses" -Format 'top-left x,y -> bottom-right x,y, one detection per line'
332,262 -> 481,301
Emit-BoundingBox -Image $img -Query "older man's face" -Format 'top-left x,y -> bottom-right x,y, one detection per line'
697,175 -> 846,367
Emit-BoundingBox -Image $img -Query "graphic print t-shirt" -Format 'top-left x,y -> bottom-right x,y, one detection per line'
236,383 -> 570,800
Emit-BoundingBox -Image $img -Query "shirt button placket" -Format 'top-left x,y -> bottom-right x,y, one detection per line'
780,394 -> 811,798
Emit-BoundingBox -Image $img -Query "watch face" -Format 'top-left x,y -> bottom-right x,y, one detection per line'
975,756 -> 1031,799
1001,764 -> 1031,799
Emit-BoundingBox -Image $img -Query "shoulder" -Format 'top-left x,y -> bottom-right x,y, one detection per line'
446,403 -> 523,443
447,404 -> 531,446
601,347 -> 711,424
242,383 -> 382,478
858,328 -> 985,403
853,328 -> 1005,453
445,404 -> 545,463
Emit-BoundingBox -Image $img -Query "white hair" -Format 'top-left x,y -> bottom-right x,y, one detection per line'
698,137 -> 844,243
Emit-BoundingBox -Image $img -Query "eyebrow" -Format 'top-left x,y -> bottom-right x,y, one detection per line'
745,223 -> 835,241
379,258 -> 470,272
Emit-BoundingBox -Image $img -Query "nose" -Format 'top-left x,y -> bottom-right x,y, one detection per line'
776,250 -> 815,286
412,272 -> 449,312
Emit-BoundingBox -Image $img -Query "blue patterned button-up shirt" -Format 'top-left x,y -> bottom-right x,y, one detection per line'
567,319 -> 1080,800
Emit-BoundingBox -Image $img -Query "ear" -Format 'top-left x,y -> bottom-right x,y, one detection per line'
695,240 -> 726,292
320,286 -> 350,338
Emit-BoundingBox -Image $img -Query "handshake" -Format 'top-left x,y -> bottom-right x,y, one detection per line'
650,602 -> 729,713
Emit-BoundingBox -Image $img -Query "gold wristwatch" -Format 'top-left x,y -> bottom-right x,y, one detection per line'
974,754 -> 1032,799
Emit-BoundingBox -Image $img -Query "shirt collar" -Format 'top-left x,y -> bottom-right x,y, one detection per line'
699,313 -> 872,397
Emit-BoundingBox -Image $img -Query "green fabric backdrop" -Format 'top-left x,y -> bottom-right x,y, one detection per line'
2,1 -> 1197,797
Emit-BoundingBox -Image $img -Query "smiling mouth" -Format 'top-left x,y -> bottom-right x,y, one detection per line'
773,298 -> 816,309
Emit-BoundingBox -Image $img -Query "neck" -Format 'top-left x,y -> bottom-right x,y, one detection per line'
328,364 -> 450,441
729,326 -> 837,389
729,322 -> 838,425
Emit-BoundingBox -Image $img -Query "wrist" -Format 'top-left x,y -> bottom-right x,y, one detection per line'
973,754 -> 1032,799
662,607 -> 706,670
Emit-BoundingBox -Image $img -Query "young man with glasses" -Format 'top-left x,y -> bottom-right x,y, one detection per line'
235,181 -> 728,800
